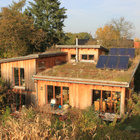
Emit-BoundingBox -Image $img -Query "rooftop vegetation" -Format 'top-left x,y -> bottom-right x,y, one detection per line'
38,56 -> 140,83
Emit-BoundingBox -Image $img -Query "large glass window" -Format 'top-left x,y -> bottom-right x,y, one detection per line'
63,87 -> 69,104
47,85 -> 53,103
14,68 -> 25,87
46,85 -> 69,105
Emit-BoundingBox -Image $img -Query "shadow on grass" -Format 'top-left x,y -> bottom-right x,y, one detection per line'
117,115 -> 140,132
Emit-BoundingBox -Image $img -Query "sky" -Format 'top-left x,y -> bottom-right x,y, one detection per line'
1,0 -> 140,39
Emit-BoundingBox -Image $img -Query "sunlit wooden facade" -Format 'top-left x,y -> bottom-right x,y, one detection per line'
0,52 -> 67,109
33,75 -> 134,116
56,45 -> 108,62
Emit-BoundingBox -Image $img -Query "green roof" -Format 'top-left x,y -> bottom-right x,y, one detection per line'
37,56 -> 140,83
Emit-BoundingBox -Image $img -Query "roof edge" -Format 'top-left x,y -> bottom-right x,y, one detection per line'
0,52 -> 67,63
32,75 -> 129,87
128,59 -> 140,86
56,45 -> 108,52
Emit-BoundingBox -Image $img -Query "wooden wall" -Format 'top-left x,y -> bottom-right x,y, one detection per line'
78,48 -> 98,61
36,55 -> 67,73
37,80 -> 126,110
1,59 -> 36,91
61,48 -> 76,62
61,48 -> 105,62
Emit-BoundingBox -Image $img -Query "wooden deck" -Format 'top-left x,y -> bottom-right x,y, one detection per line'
99,113 -> 121,121
39,104 -> 68,116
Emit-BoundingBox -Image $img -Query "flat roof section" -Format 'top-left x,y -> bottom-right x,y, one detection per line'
36,56 -> 140,83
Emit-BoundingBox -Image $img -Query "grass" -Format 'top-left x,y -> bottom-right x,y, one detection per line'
0,106 -> 140,140
38,55 -> 140,82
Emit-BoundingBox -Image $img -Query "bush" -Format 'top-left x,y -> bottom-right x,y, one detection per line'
0,78 -> 14,114
1,106 -> 11,125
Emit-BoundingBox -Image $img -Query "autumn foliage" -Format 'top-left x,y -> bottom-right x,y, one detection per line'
0,1 -> 45,58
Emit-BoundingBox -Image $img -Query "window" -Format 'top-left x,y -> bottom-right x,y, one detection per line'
81,54 -> 94,60
89,55 -> 94,60
13,68 -> 25,87
15,93 -> 26,111
38,61 -> 45,69
46,85 -> 69,105
63,87 -> 69,104
71,54 -> 76,60
82,55 -> 87,60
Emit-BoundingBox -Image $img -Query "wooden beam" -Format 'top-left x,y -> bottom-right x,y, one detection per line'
120,88 -> 126,116
111,90 -> 112,113
18,68 -> 20,86
45,85 -> 48,104
100,90 -> 102,111
53,86 -> 55,98
61,86 -> 63,106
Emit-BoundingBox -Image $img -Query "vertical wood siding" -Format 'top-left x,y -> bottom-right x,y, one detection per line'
61,48 -> 105,62
36,55 -> 67,73
37,80 -> 125,109
1,59 -> 36,91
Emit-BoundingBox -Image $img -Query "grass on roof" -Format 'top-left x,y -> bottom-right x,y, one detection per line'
38,56 -> 140,83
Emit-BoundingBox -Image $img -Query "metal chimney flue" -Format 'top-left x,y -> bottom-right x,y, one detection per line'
76,36 -> 79,62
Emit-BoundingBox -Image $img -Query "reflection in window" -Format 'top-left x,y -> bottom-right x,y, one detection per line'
47,85 -> 53,103
63,87 -> 69,104
89,55 -> 94,60
14,68 -> 25,87
82,55 -> 87,60
81,54 -> 94,60
38,61 -> 45,69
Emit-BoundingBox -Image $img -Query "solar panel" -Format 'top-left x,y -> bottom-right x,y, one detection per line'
106,56 -> 119,69
96,55 -> 130,70
117,56 -> 129,70
109,48 -> 118,55
118,48 -> 126,55
109,48 -> 135,59
96,55 -> 108,69
126,48 -> 135,59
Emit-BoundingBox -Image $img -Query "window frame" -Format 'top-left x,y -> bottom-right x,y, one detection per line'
38,61 -> 46,69
70,54 -> 76,60
81,54 -> 94,61
13,67 -> 25,88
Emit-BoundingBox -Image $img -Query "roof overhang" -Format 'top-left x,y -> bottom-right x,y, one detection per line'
32,59 -> 140,88
0,52 -> 67,63
32,75 -> 129,88
56,45 -> 109,52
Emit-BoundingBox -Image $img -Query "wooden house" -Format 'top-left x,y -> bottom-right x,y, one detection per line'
56,37 -> 108,62
0,40 -> 139,120
32,55 -> 140,116
56,45 -> 108,63
0,52 -> 67,110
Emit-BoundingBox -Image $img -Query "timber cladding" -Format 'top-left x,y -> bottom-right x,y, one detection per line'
61,48 -> 102,62
1,59 -> 36,91
36,55 -> 67,73
37,80 -> 125,109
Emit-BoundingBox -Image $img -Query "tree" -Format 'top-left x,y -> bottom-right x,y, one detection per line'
95,17 -> 134,48
0,0 -> 45,58
109,17 -> 134,39
95,25 -> 118,47
62,32 -> 93,45
28,0 -> 67,48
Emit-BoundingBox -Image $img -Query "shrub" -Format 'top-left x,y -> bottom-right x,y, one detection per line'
0,78 -> 14,114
